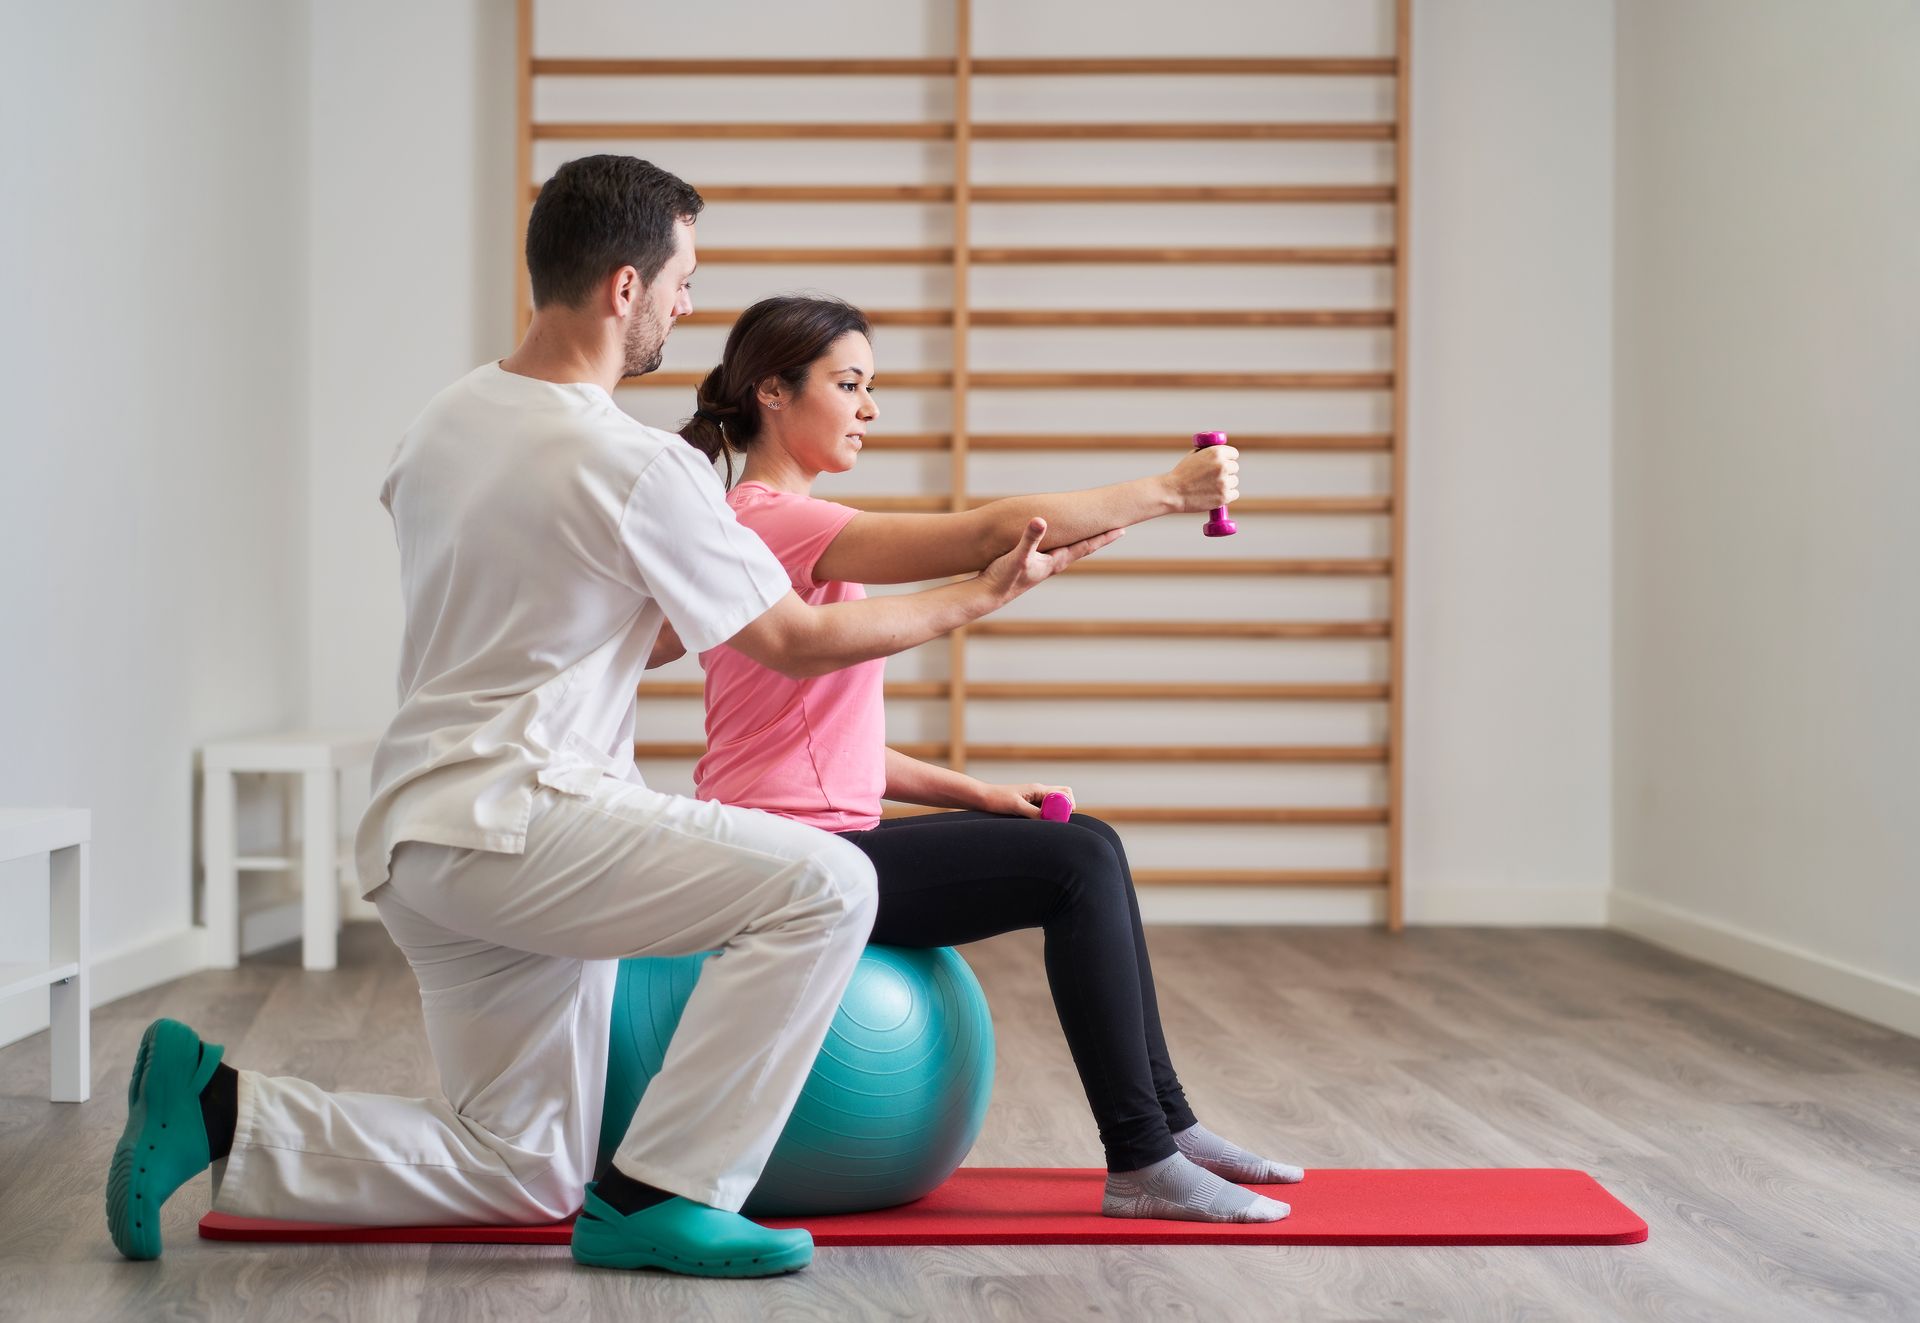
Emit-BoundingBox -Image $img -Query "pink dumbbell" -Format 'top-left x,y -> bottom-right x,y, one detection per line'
1193,431 -> 1237,537
1040,791 -> 1074,822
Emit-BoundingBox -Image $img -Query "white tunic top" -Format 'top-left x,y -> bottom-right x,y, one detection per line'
352,363 -> 791,894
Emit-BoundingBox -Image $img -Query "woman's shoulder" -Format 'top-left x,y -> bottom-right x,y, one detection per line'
726,480 -> 833,510
727,483 -> 859,532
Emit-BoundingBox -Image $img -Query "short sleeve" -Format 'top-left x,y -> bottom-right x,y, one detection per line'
620,445 -> 793,654
730,489 -> 862,593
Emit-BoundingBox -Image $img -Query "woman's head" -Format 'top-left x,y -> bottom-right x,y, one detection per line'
681,295 -> 877,486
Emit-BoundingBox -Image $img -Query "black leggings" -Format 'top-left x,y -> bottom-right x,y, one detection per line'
837,810 -> 1196,1171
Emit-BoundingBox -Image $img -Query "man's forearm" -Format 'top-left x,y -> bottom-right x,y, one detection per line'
787,578 -> 1006,676
645,621 -> 685,670
974,476 -> 1174,554
883,748 -> 986,810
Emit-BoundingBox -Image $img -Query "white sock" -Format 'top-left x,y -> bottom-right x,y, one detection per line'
1173,1122 -> 1305,1184
1102,1152 -> 1290,1223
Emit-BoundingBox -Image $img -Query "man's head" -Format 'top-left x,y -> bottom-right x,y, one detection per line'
524,155 -> 703,377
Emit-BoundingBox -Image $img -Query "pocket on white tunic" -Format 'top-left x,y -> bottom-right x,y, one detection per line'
535,731 -> 620,799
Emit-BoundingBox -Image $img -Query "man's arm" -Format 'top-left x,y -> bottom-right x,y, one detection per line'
726,518 -> 1120,679
645,621 -> 685,670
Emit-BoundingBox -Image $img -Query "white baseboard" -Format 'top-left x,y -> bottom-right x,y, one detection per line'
1610,890 -> 1920,1038
241,901 -> 303,957
0,925 -> 209,1050
0,993 -> 43,1049
1138,885 -> 1609,927
1406,886 -> 1610,927
1139,888 -> 1383,925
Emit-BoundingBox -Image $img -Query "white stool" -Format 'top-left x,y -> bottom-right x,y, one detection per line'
201,731 -> 377,972
0,807 -> 91,1102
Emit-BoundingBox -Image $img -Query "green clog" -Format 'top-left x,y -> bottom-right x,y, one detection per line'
570,1185 -> 813,1278
106,1018 -> 223,1260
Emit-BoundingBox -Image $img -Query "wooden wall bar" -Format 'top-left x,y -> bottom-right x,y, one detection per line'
519,0 -> 1412,927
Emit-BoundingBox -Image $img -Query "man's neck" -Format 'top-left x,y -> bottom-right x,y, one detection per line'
499,314 -> 624,394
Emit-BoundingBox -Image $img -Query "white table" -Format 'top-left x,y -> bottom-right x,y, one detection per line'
201,731 -> 377,972
0,807 -> 90,1102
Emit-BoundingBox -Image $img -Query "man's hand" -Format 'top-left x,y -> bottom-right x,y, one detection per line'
978,518 -> 1123,602
1163,444 -> 1239,515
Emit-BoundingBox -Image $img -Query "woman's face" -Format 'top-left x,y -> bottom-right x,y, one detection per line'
762,331 -> 878,476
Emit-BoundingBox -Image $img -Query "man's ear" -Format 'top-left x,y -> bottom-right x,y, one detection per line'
609,264 -> 641,316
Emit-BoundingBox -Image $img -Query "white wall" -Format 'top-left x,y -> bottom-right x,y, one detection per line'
1403,0 -> 1615,923
1613,1 -> 1920,1030
304,0 -> 517,729
0,3 -> 310,1042
301,0 -> 1619,926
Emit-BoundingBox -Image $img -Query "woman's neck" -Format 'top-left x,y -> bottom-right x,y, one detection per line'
736,446 -> 818,496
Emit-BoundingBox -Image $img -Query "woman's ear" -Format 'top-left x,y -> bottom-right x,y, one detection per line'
755,376 -> 787,413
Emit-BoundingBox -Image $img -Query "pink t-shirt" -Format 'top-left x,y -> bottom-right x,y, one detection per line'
693,482 -> 886,832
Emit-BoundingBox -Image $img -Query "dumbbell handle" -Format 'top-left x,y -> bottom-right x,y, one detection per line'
1040,791 -> 1074,822
1193,431 -> 1237,537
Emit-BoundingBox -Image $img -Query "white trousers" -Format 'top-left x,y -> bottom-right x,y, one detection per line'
210,777 -> 878,1223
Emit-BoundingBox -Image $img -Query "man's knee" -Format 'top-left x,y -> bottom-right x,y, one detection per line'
800,834 -> 879,930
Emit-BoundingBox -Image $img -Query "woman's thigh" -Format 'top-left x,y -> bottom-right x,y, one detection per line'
845,812 -> 1122,948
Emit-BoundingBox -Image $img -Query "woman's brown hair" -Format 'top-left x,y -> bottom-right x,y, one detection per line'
679,294 -> 873,487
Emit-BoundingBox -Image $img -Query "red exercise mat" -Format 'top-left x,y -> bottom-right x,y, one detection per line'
199,1168 -> 1645,1247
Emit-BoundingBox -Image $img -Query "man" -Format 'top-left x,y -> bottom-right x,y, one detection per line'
107,155 -> 1115,1278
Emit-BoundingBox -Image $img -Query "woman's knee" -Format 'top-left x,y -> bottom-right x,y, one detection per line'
1045,828 -> 1129,908
1067,812 -> 1128,861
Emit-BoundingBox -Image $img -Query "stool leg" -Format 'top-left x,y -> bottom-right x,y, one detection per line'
49,840 -> 90,1103
203,767 -> 240,969
302,769 -> 340,971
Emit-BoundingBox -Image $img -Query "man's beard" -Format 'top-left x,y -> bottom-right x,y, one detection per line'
622,308 -> 668,378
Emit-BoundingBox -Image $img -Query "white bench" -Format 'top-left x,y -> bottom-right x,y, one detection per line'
201,731 -> 377,972
0,807 -> 90,1102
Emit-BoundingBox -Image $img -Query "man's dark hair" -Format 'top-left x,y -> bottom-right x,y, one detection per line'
525,155 -> 704,310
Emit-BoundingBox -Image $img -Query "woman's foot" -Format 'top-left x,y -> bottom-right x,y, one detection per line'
106,1018 -> 228,1259
571,1184 -> 814,1277
1173,1122 -> 1305,1184
1102,1152 -> 1290,1223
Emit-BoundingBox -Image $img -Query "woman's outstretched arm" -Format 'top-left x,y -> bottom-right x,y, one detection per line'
812,443 -> 1238,585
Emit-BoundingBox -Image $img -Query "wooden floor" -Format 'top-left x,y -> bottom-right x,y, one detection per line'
3,923 -> 1918,1322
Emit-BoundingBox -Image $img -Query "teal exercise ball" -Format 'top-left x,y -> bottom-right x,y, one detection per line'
598,945 -> 995,1216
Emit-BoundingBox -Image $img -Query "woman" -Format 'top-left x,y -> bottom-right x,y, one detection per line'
672,295 -> 1299,1223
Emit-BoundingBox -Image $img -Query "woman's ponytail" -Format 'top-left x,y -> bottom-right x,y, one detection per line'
679,364 -> 739,486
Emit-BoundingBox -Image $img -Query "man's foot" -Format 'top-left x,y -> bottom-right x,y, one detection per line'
571,1184 -> 813,1278
106,1018 -> 226,1260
